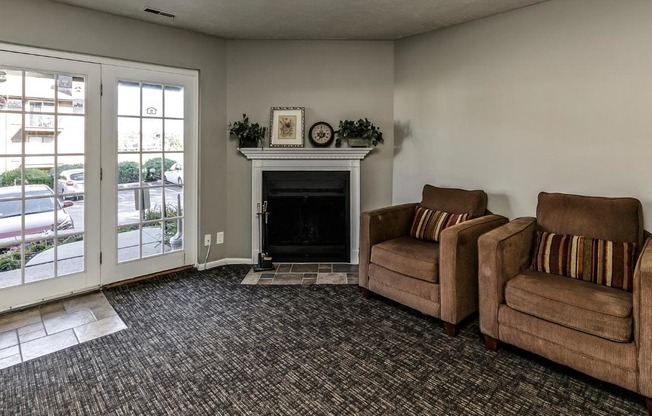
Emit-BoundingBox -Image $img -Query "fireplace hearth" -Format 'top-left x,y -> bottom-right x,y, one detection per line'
263,171 -> 350,262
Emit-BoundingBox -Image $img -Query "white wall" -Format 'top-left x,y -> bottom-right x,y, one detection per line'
394,0 -> 652,228
226,41 -> 394,258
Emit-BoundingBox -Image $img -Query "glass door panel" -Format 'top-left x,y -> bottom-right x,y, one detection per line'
101,65 -> 195,284
0,51 -> 100,311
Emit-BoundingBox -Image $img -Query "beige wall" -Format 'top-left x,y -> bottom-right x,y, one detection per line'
394,0 -> 652,228
0,0 -> 228,262
226,41 -> 394,258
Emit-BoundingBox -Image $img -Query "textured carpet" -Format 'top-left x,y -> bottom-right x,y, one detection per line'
0,265 -> 645,415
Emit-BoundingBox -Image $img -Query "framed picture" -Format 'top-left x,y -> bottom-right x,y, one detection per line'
269,107 -> 305,147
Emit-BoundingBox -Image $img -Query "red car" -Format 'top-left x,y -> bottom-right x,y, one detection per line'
0,185 -> 74,241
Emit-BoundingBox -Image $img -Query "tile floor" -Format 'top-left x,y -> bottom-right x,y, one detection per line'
241,263 -> 359,285
0,291 -> 126,369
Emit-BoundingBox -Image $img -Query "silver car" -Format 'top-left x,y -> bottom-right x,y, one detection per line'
57,169 -> 84,200
0,185 -> 74,241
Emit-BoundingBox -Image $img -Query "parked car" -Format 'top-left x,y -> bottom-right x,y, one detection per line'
0,185 -> 74,240
164,163 -> 183,184
57,169 -> 84,200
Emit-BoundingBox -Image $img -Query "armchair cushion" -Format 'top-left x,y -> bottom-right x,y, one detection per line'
536,192 -> 644,249
409,206 -> 471,242
532,231 -> 636,291
370,236 -> 439,283
505,270 -> 633,342
421,185 -> 487,217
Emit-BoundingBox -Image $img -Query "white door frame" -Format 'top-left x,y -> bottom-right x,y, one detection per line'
100,65 -> 198,285
0,50 -> 101,311
0,43 -> 199,309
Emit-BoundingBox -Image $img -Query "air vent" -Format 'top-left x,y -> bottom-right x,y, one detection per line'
143,7 -> 175,20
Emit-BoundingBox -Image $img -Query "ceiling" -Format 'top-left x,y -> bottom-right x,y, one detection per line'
51,0 -> 549,40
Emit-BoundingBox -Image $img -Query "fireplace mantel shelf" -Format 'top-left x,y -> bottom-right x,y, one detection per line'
239,147 -> 373,160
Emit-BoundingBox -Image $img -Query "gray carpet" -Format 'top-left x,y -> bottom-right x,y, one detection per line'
0,265 -> 645,415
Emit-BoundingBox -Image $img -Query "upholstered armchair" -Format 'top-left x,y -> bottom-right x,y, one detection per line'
478,192 -> 652,412
359,184 -> 508,336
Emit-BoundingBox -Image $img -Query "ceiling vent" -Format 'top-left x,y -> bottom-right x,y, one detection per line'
143,7 -> 175,20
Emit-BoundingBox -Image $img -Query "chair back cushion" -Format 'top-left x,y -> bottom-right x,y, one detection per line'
421,185 -> 487,217
536,192 -> 644,248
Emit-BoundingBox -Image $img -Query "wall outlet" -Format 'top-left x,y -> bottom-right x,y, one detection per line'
216,231 -> 224,245
204,234 -> 212,247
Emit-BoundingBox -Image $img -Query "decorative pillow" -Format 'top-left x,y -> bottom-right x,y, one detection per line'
409,206 -> 471,242
532,230 -> 636,291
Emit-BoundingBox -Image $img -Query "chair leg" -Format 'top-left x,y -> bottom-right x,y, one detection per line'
359,287 -> 370,298
483,335 -> 499,351
444,322 -> 458,337
646,397 -> 651,415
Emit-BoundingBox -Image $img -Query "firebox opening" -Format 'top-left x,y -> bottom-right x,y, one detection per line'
263,171 -> 350,262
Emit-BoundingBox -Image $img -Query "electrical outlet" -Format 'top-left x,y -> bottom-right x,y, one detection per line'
216,231 -> 224,245
204,234 -> 212,247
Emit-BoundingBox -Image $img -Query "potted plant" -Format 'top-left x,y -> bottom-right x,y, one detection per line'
229,114 -> 267,148
335,118 -> 384,148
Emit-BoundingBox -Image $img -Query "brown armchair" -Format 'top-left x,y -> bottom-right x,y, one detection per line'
478,192 -> 652,412
359,184 -> 508,336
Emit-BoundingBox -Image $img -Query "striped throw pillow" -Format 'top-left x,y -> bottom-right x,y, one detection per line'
532,231 -> 636,291
409,206 -> 471,242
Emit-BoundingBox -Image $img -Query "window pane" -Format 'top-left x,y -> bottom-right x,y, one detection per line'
141,221 -> 163,258
25,71 -> 55,102
0,243 -> 23,288
0,69 -> 23,112
142,118 -> 162,151
24,238 -> 55,282
142,83 -> 162,118
58,76 -> 85,115
164,119 -> 183,151
0,113 -> 23,155
164,85 -> 183,118
57,233 -> 84,276
57,116 -> 85,154
118,81 -> 140,116
117,154 -> 140,188
118,117 -> 140,152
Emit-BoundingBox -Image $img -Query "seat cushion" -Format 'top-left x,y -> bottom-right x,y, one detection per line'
370,236 -> 439,283
505,270 -> 633,342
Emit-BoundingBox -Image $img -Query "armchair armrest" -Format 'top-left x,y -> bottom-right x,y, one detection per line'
478,217 -> 536,338
635,235 -> 652,397
439,214 -> 509,325
359,203 -> 417,288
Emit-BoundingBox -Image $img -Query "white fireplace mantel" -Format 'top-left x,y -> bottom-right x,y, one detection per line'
239,147 -> 373,264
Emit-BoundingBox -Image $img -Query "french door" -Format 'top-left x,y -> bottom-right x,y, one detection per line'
0,48 -> 197,310
0,51 -> 101,310
100,65 -> 196,285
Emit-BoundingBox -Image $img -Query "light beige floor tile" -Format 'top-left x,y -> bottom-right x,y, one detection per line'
74,315 -> 127,343
63,292 -> 109,313
257,278 -> 274,285
0,344 -> 19,360
17,322 -> 44,336
241,274 -> 261,285
0,353 -> 22,369
21,329 -> 78,361
316,273 -> 347,285
0,309 -> 42,333
91,304 -> 118,321
0,330 -> 18,350
273,274 -> 303,285
43,309 -> 95,335
302,278 -> 317,285
19,328 -> 47,343
347,276 -> 360,285
39,300 -> 64,316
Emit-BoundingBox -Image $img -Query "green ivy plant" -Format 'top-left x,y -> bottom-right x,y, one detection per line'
228,114 -> 267,148
335,118 -> 384,147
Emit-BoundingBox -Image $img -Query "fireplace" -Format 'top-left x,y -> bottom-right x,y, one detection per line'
263,171 -> 350,262
239,147 -> 372,265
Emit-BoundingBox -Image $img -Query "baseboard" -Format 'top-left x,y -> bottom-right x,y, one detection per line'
196,257 -> 253,271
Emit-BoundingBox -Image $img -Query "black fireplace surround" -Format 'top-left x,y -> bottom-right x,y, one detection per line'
262,171 -> 350,262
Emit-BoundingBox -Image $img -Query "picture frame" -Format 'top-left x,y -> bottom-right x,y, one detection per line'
269,107 -> 305,147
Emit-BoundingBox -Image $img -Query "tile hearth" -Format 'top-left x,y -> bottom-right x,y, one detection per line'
241,263 -> 359,286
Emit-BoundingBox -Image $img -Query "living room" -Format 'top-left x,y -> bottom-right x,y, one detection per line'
0,0 -> 650,414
